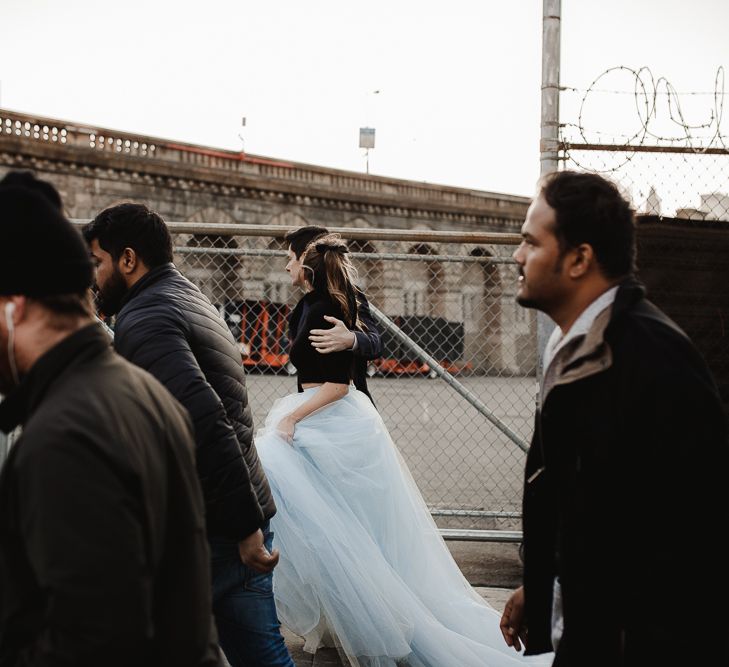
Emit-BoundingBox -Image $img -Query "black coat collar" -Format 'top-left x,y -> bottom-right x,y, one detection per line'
118,263 -> 179,312
608,276 -> 646,325
0,323 -> 111,432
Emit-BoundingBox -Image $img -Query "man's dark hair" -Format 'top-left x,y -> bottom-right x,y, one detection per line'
540,171 -> 636,279
0,170 -> 63,211
33,293 -> 95,320
284,225 -> 330,259
83,203 -> 173,268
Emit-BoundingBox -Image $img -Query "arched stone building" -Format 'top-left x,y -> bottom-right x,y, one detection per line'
0,108 -> 535,374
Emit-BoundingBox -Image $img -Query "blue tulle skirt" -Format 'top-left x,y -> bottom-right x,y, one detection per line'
256,387 -> 552,667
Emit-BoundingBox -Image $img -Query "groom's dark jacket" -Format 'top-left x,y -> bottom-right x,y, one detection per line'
114,263 -> 276,540
522,279 -> 729,666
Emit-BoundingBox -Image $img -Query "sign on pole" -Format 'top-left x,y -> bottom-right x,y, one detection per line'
359,127 -> 376,149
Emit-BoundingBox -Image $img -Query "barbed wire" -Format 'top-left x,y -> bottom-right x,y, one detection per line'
563,88 -> 728,97
561,65 -> 728,173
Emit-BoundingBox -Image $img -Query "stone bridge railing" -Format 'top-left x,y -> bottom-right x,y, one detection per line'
0,108 -> 528,220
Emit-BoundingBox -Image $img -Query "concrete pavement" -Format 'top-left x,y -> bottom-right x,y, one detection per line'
216,541 -> 524,666
282,587 -> 515,667
278,541 -> 522,666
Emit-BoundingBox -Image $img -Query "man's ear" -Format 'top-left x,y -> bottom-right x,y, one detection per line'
4,296 -> 27,326
567,243 -> 595,279
117,247 -> 138,276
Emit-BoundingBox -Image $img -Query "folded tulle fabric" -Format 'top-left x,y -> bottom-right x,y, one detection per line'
257,387 -> 552,667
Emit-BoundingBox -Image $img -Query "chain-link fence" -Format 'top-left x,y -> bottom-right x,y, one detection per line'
171,226 -> 537,536
0,226 -> 537,537
559,66 -> 729,221
560,146 -> 729,221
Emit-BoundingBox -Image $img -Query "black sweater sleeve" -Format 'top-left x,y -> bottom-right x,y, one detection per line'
353,290 -> 382,360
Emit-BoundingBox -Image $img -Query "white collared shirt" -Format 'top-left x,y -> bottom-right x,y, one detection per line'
543,286 -> 618,379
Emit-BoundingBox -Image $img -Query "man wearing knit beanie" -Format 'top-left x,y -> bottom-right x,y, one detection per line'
0,172 -> 223,667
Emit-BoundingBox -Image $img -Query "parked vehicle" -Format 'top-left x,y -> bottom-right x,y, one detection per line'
220,302 -> 470,377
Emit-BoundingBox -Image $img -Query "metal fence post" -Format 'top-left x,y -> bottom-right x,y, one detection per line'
537,0 -> 561,382
541,0 -> 561,177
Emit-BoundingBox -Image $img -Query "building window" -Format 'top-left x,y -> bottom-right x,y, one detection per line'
461,291 -> 479,323
404,285 -> 426,316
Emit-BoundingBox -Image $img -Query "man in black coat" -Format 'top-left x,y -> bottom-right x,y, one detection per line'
0,176 -> 221,667
499,170 -> 729,666
284,226 -> 382,403
84,205 -> 293,667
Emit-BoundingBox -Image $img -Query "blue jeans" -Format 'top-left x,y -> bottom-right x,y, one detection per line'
209,522 -> 294,667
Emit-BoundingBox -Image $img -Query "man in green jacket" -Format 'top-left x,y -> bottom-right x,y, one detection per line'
0,173 -> 221,667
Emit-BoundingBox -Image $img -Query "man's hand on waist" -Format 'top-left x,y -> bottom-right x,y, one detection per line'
309,316 -> 356,353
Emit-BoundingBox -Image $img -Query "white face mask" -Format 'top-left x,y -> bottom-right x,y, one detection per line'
5,302 -> 20,387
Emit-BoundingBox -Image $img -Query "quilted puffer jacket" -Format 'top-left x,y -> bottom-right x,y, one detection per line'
113,263 -> 275,540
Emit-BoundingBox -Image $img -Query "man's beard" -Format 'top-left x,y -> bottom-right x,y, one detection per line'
515,268 -> 541,310
515,293 -> 540,310
514,254 -> 565,311
96,267 -> 128,317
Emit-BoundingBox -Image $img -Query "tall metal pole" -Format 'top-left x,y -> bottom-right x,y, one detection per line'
537,0 -> 561,381
540,0 -> 561,176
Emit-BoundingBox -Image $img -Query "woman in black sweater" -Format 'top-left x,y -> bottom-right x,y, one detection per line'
255,235 -> 549,667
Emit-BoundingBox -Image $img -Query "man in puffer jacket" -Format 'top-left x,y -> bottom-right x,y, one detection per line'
84,205 -> 294,667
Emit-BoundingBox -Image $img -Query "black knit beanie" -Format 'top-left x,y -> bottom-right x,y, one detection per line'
0,184 -> 94,296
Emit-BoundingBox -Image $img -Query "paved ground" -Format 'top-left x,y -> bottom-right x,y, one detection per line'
245,374 -> 536,529
282,587 -> 514,667
241,375 -> 530,665
217,541 -> 522,666
281,540 -> 521,666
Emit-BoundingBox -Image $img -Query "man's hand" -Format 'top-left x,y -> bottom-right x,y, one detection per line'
238,529 -> 280,574
500,585 -> 528,652
309,316 -> 355,354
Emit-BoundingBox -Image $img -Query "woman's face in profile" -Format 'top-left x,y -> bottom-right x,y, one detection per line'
285,247 -> 306,288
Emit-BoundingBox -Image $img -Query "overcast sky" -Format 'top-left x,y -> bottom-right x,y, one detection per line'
1,0 -> 727,198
